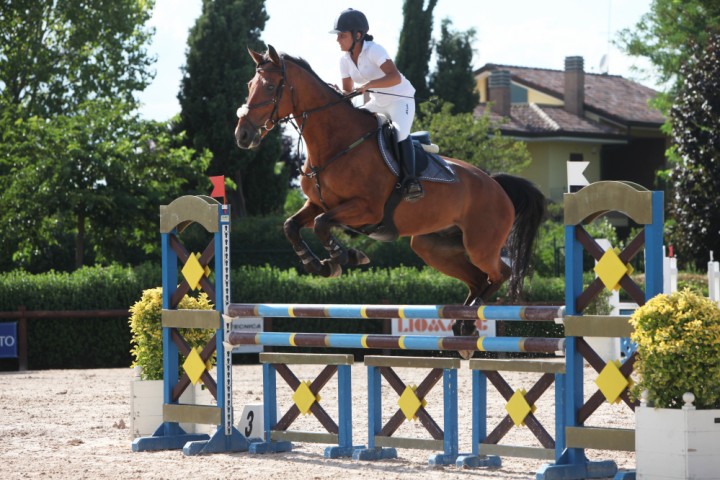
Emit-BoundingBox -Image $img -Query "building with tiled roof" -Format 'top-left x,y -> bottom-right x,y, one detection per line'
474,57 -> 667,203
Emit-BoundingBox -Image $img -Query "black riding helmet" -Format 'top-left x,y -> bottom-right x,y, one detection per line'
329,8 -> 369,35
330,9 -> 370,54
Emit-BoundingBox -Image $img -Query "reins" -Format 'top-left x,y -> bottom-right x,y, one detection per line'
300,126 -> 378,209
241,57 -> 382,210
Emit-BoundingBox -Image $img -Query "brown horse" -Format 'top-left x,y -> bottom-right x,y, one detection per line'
235,45 -> 545,338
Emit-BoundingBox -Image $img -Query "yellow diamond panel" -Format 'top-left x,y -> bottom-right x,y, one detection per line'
594,248 -> 630,291
183,347 -> 207,385
181,253 -> 206,291
200,253 -> 211,278
292,380 -> 319,415
398,385 -> 426,421
505,389 -> 535,427
595,360 -> 630,404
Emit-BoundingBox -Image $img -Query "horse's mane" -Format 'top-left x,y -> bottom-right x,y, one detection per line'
264,51 -> 376,120
276,52 -> 341,97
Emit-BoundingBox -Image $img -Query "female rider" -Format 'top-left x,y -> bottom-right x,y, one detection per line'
330,8 -> 424,202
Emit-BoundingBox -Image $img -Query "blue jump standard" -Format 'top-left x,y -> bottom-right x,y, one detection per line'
131,423 -> 250,454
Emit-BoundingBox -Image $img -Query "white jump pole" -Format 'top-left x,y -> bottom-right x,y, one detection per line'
663,245 -> 678,294
708,251 -> 720,305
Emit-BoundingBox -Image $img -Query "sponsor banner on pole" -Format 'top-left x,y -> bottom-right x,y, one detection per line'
391,317 -> 495,337
0,322 -> 18,358
231,317 -> 263,353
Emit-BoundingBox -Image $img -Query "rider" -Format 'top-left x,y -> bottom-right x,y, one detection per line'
330,8 -> 424,202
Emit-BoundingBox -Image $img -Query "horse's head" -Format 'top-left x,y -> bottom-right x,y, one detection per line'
235,45 -> 289,149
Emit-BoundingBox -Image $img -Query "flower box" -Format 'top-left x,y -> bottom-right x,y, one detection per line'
636,394 -> 720,479
129,366 -> 216,438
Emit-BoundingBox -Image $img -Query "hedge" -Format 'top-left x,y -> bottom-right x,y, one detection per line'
0,264 -> 159,370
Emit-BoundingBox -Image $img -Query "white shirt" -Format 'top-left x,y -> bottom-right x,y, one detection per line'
339,41 -> 415,107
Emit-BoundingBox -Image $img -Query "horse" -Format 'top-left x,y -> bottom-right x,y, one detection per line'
235,45 -> 545,347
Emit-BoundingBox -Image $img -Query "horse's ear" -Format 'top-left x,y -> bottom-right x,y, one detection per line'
267,45 -> 281,66
247,46 -> 264,66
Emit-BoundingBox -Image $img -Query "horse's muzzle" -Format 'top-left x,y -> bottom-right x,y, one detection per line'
234,122 -> 262,149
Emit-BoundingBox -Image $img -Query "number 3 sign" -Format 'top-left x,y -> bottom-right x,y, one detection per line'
237,404 -> 264,439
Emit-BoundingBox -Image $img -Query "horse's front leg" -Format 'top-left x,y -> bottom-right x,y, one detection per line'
313,199 -> 377,274
283,201 -> 338,277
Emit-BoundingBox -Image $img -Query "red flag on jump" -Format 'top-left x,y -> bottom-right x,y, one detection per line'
209,176 -> 226,204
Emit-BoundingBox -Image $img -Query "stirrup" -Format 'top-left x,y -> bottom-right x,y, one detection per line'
402,180 -> 424,202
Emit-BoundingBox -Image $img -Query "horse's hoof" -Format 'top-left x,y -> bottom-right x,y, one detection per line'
452,320 -> 478,337
303,260 -> 322,275
346,248 -> 370,266
468,297 -> 485,307
320,260 -> 342,278
458,350 -> 474,360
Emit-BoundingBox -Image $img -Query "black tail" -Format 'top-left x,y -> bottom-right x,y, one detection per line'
491,173 -> 546,300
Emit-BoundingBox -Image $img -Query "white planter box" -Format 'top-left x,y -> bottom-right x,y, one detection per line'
636,397 -> 720,479
130,368 -> 217,438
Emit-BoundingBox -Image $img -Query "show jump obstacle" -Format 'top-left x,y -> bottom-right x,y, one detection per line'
132,182 -> 664,480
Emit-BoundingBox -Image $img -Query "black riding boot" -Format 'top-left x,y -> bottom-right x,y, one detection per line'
398,137 -> 424,202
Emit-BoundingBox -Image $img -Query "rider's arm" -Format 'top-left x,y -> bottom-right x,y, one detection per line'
341,76 -> 354,95
356,60 -> 401,93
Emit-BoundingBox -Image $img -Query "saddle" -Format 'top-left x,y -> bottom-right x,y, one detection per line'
376,115 -> 457,184
346,116 -> 457,242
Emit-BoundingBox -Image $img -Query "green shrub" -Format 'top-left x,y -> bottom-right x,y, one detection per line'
533,214 -> 619,278
630,289 -> 720,409
129,287 -> 215,380
0,264 -> 160,369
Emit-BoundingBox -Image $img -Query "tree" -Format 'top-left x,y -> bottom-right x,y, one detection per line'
668,34 -> 720,268
428,18 -> 479,114
0,0 -> 202,272
395,0 -> 438,103
0,100 -> 211,272
617,1 -> 720,189
414,99 -> 531,174
0,0 -> 154,117
617,0 -> 720,114
177,0 -> 289,217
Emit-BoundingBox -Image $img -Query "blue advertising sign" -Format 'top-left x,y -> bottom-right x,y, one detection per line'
0,322 -> 18,358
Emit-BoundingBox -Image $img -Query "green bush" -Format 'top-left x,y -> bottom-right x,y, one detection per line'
129,287 -> 215,380
532,208 -> 620,278
0,263 -> 160,369
630,289 -> 720,409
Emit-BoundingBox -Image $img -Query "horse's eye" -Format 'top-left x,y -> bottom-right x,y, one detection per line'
266,83 -> 275,92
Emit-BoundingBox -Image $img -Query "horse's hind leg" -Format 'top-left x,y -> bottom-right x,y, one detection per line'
474,259 -> 512,302
410,232 -> 489,343
461,214 -> 514,303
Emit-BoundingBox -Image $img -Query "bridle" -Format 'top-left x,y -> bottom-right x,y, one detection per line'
237,56 -> 378,208
236,60 -> 288,135
239,58 -> 364,135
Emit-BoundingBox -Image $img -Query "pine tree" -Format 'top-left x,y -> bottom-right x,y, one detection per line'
669,34 -> 720,267
177,0 -> 289,216
428,18 -> 479,114
395,0 -> 438,103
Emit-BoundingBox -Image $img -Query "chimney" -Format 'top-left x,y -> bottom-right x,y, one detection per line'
564,56 -> 584,116
488,70 -> 511,117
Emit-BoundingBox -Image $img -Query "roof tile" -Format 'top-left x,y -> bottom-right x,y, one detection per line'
476,64 -> 665,131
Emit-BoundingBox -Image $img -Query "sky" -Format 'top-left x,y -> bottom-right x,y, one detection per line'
138,0 -> 657,121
